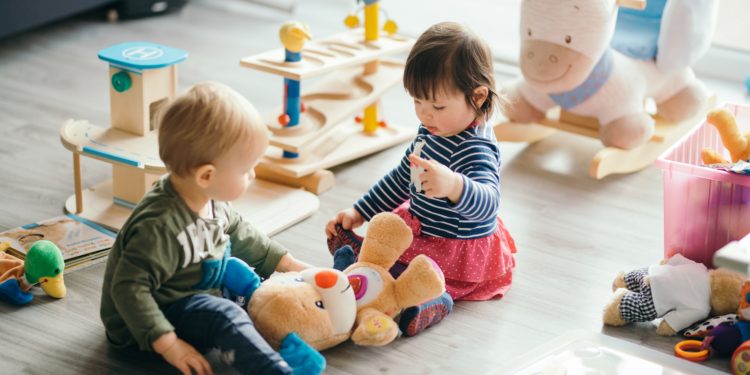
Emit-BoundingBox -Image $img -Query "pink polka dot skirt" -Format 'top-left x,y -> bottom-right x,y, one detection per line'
393,203 -> 517,301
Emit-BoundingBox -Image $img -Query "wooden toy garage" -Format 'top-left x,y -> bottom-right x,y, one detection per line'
59,42 -> 318,234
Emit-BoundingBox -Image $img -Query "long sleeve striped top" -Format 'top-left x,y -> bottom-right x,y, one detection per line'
354,124 -> 501,239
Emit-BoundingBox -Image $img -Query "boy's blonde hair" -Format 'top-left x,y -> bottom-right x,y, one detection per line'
404,22 -> 503,119
158,82 -> 268,177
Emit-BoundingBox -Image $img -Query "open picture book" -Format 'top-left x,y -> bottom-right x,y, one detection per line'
0,214 -> 116,272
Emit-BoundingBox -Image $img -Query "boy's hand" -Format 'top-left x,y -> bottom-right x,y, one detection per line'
325,208 -> 365,239
153,332 -> 213,375
276,253 -> 312,273
408,154 -> 463,203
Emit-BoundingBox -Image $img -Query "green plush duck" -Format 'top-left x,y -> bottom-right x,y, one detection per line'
0,240 -> 65,305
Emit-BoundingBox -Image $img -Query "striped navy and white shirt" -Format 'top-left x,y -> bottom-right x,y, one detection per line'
354,124 -> 501,239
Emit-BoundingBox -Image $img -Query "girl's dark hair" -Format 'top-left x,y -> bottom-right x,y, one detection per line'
404,22 -> 499,119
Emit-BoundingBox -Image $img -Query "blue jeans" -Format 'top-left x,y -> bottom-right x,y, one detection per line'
162,293 -> 292,375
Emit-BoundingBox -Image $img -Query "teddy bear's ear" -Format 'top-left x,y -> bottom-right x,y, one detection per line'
708,268 -> 747,317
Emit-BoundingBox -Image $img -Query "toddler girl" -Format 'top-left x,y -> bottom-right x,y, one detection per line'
326,22 -> 517,336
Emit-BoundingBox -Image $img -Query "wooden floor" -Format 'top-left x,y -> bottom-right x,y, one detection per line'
1,1 -> 748,374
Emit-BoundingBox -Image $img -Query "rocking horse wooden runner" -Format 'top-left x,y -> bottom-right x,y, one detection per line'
495,97 -> 715,179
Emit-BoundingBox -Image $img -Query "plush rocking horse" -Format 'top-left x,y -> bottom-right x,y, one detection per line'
497,0 -> 718,178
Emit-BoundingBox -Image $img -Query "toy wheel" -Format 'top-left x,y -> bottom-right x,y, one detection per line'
354,115 -> 363,123
278,114 -> 290,127
111,71 -> 132,93
733,341 -> 750,374
674,340 -> 709,362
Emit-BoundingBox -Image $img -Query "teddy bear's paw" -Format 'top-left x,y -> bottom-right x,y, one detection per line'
351,315 -> 399,346
602,288 -> 629,326
656,320 -> 677,336
612,272 -> 626,292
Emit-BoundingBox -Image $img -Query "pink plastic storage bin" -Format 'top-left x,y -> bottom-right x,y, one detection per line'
655,103 -> 750,268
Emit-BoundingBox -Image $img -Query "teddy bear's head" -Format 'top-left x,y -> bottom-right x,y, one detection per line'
710,268 -> 747,316
519,0 -> 618,93
248,267 -> 356,351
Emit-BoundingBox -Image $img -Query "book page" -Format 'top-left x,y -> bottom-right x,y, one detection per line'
0,215 -> 115,261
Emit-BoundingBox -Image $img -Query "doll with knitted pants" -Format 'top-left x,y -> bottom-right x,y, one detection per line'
326,22 -> 517,337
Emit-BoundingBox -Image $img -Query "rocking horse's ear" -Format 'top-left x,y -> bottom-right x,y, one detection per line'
616,0 -> 646,10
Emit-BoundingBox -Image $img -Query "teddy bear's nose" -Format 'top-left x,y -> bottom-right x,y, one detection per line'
314,269 -> 339,289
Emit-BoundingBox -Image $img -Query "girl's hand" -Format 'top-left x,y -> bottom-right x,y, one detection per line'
409,154 -> 464,203
325,208 -> 365,238
153,332 -> 213,375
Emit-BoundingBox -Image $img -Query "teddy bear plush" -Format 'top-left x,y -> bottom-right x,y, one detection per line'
502,0 -> 714,150
603,253 -> 746,335
339,212 -> 446,346
223,212 -> 443,353
701,108 -> 750,165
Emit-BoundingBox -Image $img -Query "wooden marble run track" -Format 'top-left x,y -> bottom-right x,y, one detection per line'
240,29 -> 412,81
263,58 -> 405,154
59,119 -> 319,234
261,117 -> 412,178
494,97 -> 716,179
240,28 -> 416,193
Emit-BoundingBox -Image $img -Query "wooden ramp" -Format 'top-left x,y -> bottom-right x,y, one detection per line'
240,29 -> 413,81
259,118 -> 414,178
494,97 -> 715,179
263,59 -> 405,154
